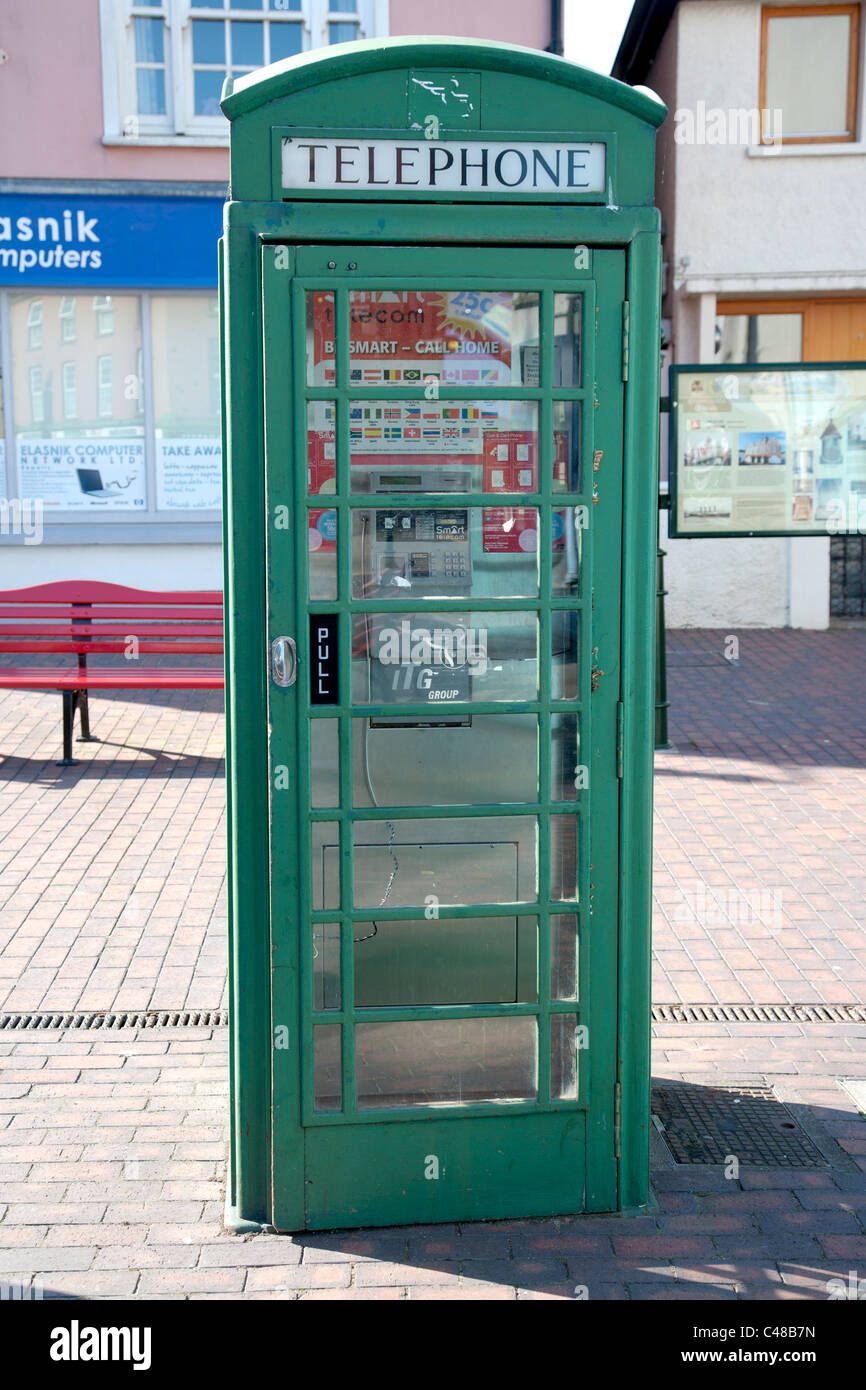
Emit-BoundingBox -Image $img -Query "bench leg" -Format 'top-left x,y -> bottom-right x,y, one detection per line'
76,690 -> 99,742
57,691 -> 80,768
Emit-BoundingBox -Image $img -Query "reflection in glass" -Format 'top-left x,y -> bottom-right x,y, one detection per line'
308,506 -> 337,599
551,611 -> 579,700
313,922 -> 341,1011
551,712 -> 581,802
10,293 -> 146,512
551,815 -> 579,902
310,720 -> 339,807
553,400 -> 581,491
353,714 -> 538,807
550,914 -> 579,1001
351,816 -> 538,907
306,400 -> 336,494
552,508 -> 583,595
150,295 -> 221,510
312,822 -> 340,910
349,401 -> 538,494
355,1017 -> 538,1108
715,313 -> 803,365
550,1013 -> 579,1100
353,916 -> 538,1007
313,1025 -> 342,1112
554,293 -> 582,386
351,610 -> 538,705
351,506 -> 539,601
306,291 -> 335,385
345,290 -> 539,385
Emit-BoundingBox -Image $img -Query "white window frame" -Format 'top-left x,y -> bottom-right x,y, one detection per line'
94,295 -> 115,337
101,0 -> 389,145
97,355 -> 114,418
62,361 -> 78,420
27,300 -> 42,350
29,365 -> 44,424
59,296 -> 77,344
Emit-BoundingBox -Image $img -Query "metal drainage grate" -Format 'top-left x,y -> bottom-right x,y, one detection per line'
652,1002 -> 866,1024
0,1009 -> 228,1031
652,1083 -> 827,1167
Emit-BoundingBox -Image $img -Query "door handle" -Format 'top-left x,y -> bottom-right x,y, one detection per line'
270,635 -> 297,687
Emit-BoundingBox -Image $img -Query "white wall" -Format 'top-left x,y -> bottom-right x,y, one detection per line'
647,0 -> 856,629
0,544 -> 224,591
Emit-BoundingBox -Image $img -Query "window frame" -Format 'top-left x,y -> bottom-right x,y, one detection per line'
100,0 -> 388,145
759,3 -> 862,145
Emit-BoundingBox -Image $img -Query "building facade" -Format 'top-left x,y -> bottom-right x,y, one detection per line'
614,0 -> 866,628
0,0 -> 557,589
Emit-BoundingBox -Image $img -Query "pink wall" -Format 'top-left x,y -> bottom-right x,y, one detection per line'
0,1 -> 551,184
391,2 -> 551,50
0,1 -> 228,182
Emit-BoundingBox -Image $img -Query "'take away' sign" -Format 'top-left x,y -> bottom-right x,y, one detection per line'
282,138 -> 606,195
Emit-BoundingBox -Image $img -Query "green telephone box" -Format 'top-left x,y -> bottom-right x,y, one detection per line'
220,37 -> 665,1232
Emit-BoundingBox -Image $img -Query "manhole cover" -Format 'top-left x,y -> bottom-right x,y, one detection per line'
651,1083 -> 827,1167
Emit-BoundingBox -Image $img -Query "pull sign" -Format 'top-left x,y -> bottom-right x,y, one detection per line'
310,615 -> 339,705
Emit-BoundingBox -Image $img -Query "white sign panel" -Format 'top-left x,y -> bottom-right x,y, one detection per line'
17,438 -> 146,511
156,438 -> 222,511
282,138 -> 606,195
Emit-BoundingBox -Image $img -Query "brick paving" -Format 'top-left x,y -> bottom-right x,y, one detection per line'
0,630 -> 864,1298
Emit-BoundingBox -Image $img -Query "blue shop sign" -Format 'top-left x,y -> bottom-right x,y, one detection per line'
0,194 -> 223,287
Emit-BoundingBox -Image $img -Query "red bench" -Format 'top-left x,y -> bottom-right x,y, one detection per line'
0,581 -> 224,765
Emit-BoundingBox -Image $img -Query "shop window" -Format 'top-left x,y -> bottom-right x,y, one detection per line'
150,295 -> 222,510
760,4 -> 860,143
102,1 -> 383,141
10,294 -> 146,514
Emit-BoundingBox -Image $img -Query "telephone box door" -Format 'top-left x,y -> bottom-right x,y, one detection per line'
264,242 -> 626,1230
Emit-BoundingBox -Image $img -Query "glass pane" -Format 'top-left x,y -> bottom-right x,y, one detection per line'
151,296 -> 221,510
136,67 -> 166,116
345,290 -> 539,386
193,19 -> 226,63
349,401 -> 538,494
306,291 -> 335,385
553,400 -> 580,491
551,712 -> 581,801
352,610 -> 538,705
552,507 -> 583,595
550,914 -> 579,1001
310,720 -> 339,807
11,294 -> 146,512
306,399 -> 336,494
308,507 -> 337,598
551,611 -> 579,700
551,815 -> 579,902
352,816 -> 538,907
554,292 -> 582,386
134,16 -> 165,62
313,923 -> 341,1011
765,14 -> 852,137
550,1013 -> 578,1101
351,506 -> 538,600
269,21 -> 303,61
354,916 -> 537,1006
715,313 -> 803,365
355,1017 -> 537,1109
330,21 -> 358,43
313,1025 -> 342,1112
353,714 -> 537,806
312,822 -> 340,910
231,19 -> 263,65
194,69 -> 225,116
